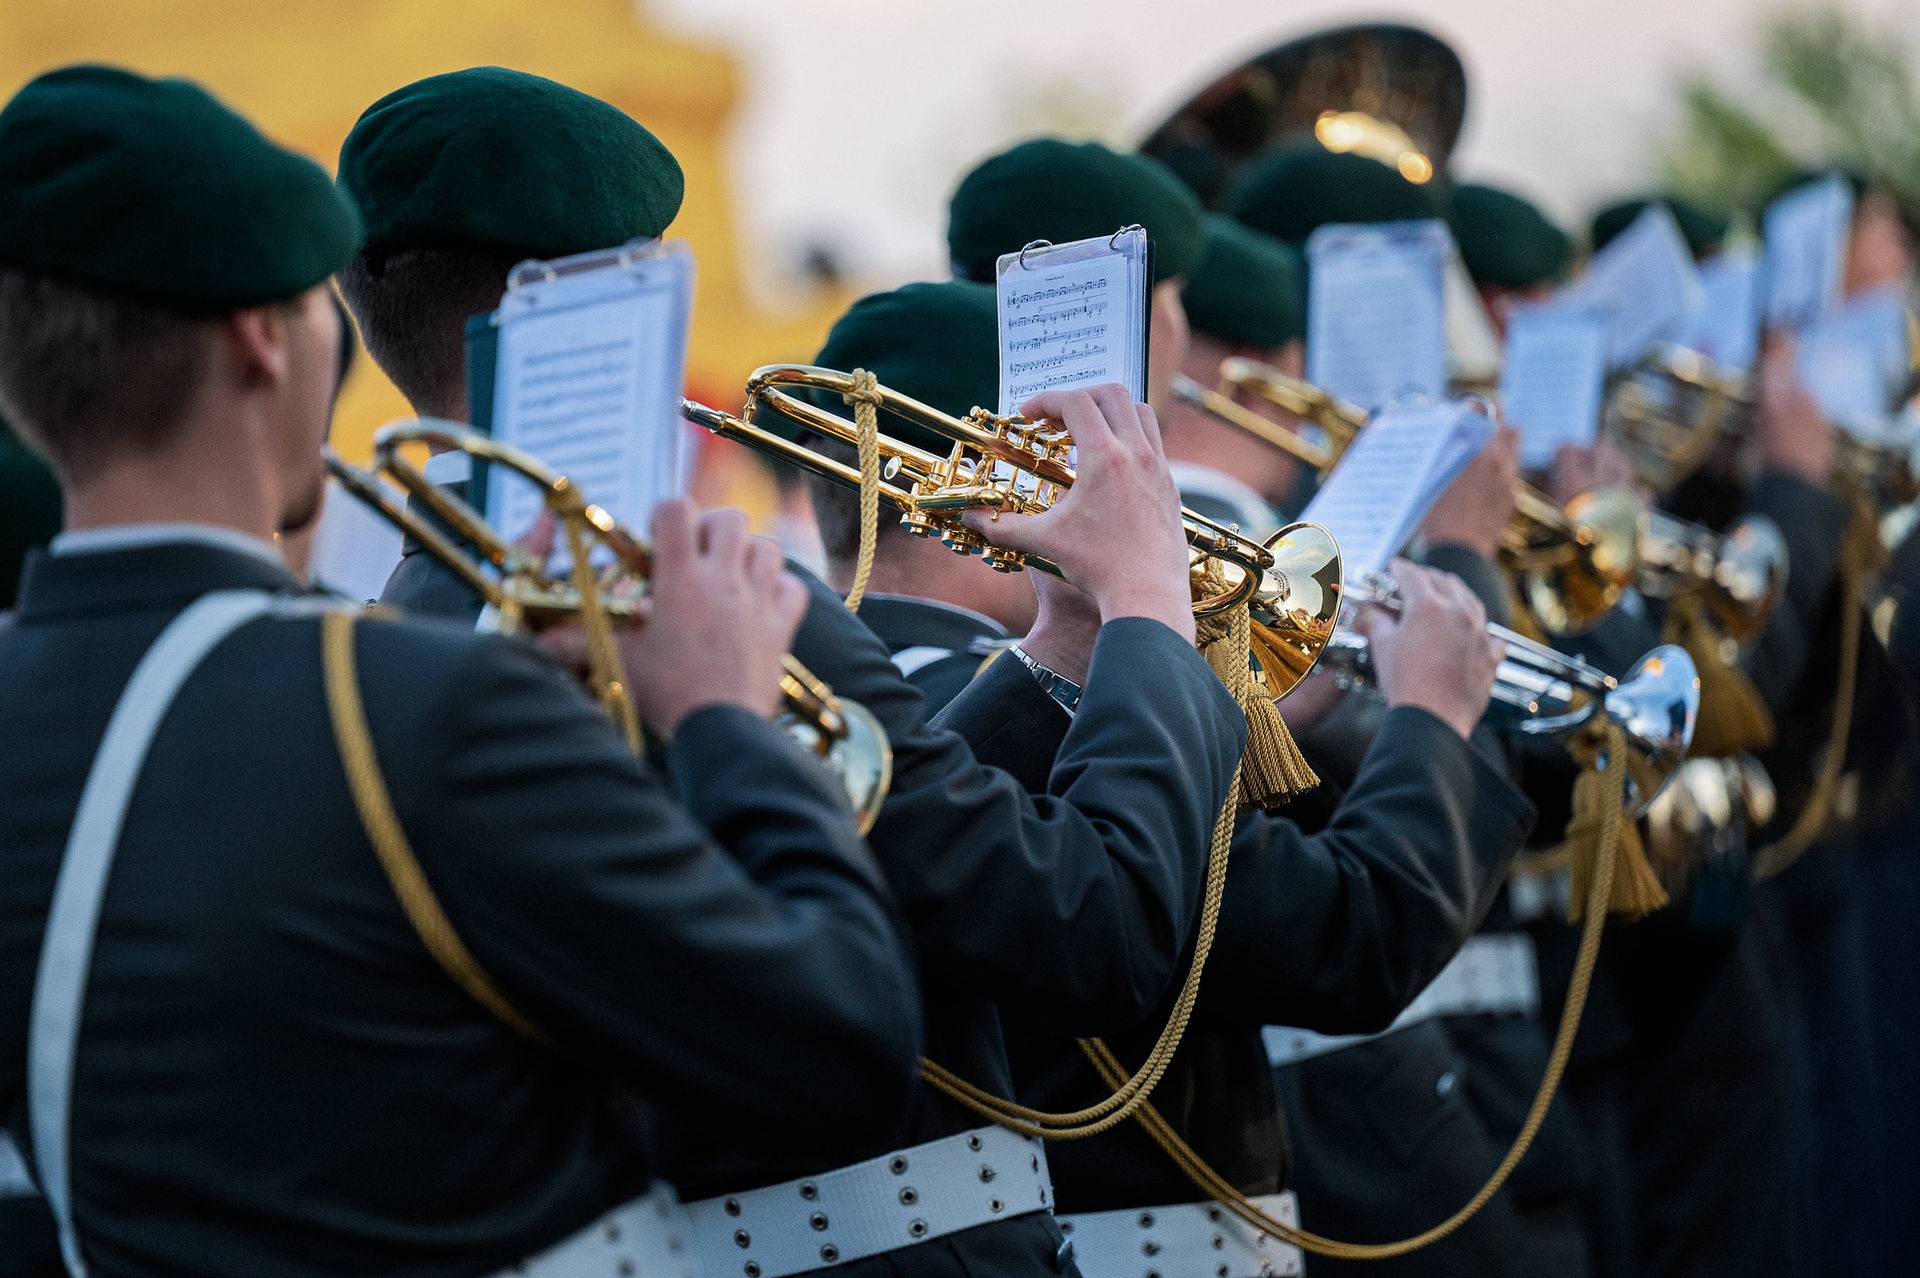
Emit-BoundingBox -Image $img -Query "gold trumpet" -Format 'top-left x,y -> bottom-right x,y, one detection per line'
322,420 -> 892,832
681,365 -> 1345,697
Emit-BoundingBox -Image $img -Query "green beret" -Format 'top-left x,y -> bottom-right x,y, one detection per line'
1590,195 -> 1731,259
1182,216 -> 1305,347
340,67 -> 683,258
1450,182 -> 1573,288
1222,140 -> 1441,246
0,415 -> 61,610
947,139 -> 1204,283
798,281 -> 998,455
0,65 -> 360,309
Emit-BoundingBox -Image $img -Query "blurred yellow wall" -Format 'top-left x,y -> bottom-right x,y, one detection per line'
0,0 -> 845,517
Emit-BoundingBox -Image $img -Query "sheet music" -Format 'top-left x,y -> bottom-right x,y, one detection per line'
305,477 -> 406,604
1763,175 -> 1852,330
1300,401 -> 1496,584
1558,205 -> 1702,369
996,228 -> 1148,414
1498,304 -> 1610,469
1306,219 -> 1450,412
1797,286 -> 1909,439
483,241 -> 694,548
1686,249 -> 1763,373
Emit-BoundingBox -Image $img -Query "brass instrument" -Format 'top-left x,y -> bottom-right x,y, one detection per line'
681,365 -> 1344,697
1179,357 -> 1789,640
322,419 -> 892,832
1319,575 -> 1700,814
1643,755 -> 1777,888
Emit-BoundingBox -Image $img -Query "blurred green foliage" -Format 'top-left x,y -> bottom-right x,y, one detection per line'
1661,8 -> 1920,218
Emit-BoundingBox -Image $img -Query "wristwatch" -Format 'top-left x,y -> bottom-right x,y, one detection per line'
1008,645 -> 1084,715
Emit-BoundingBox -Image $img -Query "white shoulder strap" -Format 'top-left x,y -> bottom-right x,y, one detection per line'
26,590 -> 323,1276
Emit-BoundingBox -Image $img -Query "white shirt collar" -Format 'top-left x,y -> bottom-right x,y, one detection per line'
49,523 -> 288,573
1168,460 -> 1282,540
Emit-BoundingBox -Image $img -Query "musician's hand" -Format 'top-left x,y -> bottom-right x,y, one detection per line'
963,384 -> 1196,644
1420,421 -> 1520,559
1545,440 -> 1638,506
1355,559 -> 1502,740
1020,573 -> 1103,686
609,500 -> 807,730
1753,329 -> 1835,484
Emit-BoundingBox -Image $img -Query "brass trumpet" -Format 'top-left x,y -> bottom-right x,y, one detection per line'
1321,574 -> 1701,815
322,420 -> 892,832
681,365 -> 1344,697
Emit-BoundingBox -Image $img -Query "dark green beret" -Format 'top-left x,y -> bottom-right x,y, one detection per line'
794,281 -> 998,456
1182,215 -> 1305,347
0,415 -> 61,610
1222,140 -> 1441,246
1450,182 -> 1573,288
0,65 -> 360,309
947,139 -> 1204,283
1590,195 -> 1731,259
340,67 -> 683,258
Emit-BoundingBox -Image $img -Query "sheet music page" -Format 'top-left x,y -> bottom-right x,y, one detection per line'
1763,175 -> 1852,331
1306,219 -> 1450,412
1797,286 -> 1910,439
1559,206 -> 1703,369
996,228 -> 1148,415
1686,249 -> 1763,373
1498,304 -> 1610,469
304,478 -> 406,604
1300,401 -> 1493,584
485,242 -> 694,546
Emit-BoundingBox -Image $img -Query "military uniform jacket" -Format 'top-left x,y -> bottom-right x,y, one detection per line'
0,537 -> 922,1278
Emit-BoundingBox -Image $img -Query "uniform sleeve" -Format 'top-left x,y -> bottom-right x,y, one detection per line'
790,573 -> 1247,1036
1200,705 -> 1536,1034
1740,471 -> 1851,704
407,633 -> 924,1166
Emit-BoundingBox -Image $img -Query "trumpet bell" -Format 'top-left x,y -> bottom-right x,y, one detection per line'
793,699 -> 892,836
1602,644 -> 1701,817
1519,486 -> 1640,635
1643,755 -> 1777,891
1703,515 -> 1789,645
1250,522 -> 1344,697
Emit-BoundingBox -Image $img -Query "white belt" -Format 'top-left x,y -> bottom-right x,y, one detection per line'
1263,934 -> 1540,1068
499,1182 -> 698,1278
683,1126 -> 1050,1278
0,1133 -> 35,1198
1058,1195 -> 1303,1278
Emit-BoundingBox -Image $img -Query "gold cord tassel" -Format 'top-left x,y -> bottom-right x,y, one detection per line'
1662,593 -> 1775,758
1557,718 -> 1666,922
841,368 -> 883,614
1200,603 -> 1318,808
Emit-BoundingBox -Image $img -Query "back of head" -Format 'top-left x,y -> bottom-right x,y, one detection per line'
0,64 -> 360,483
802,281 -> 998,568
1181,215 -> 1305,348
946,138 -> 1205,284
1221,139 -> 1440,247
335,66 -> 684,416
1450,181 -> 1572,289
1590,193 -> 1730,260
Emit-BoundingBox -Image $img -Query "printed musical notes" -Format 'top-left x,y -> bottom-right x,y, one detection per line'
996,228 -> 1149,413
1301,400 -> 1496,585
1306,219 -> 1450,413
481,240 -> 695,549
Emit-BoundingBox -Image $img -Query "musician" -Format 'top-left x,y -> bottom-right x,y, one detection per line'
1448,182 -> 1573,338
0,65 -> 928,1277
338,68 -> 1251,1278
796,268 -> 1536,1278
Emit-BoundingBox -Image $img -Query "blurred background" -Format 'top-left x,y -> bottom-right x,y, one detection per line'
6,0 -> 1917,503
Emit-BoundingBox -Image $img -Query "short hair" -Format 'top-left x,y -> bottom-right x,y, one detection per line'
0,270 -> 215,484
805,434 -> 907,571
336,245 -> 525,415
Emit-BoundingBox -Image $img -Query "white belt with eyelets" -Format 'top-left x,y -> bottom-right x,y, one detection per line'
1057,1194 -> 1304,1278
1263,934 -> 1540,1069
683,1127 -> 1051,1278
497,1181 -> 698,1278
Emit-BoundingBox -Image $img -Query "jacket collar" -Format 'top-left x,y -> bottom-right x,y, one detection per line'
14,539 -> 306,624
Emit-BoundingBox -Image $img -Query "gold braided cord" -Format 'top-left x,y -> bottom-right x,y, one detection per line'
1080,717 -> 1626,1259
1662,593 -> 1775,759
842,368 -> 883,614
321,610 -> 557,1049
563,513 -> 641,754
918,604 -> 1256,1138
1752,495 -> 1877,879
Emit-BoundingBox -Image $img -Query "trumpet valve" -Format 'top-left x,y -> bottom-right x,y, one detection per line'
940,524 -> 988,557
901,508 -> 941,539
981,545 -> 1028,573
